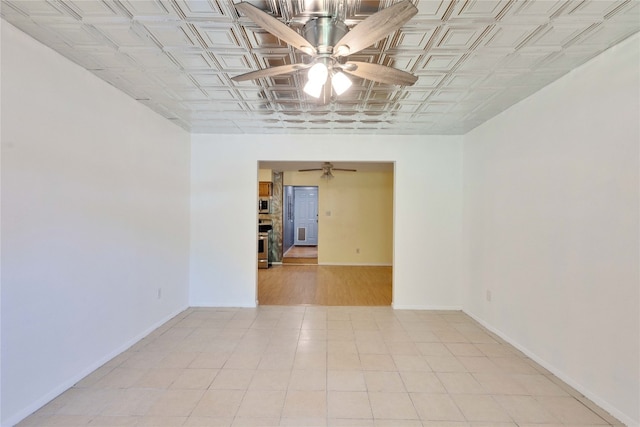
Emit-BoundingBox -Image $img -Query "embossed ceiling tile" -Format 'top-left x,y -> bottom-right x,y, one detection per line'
482,24 -> 542,49
41,22 -> 107,47
576,20 -> 640,48
443,73 -> 485,89
393,102 -> 422,114
123,48 -> 179,69
609,0 -> 640,22
62,1 -> 122,19
420,53 -> 464,71
267,74 -> 298,86
112,69 -> 166,87
166,49 -> 214,70
274,101 -> 304,112
193,23 -> 243,48
413,72 -> 447,88
364,102 -> 393,113
509,1 -> 571,20
449,0 -> 514,20
348,0 -> 383,20
2,0 -> 66,17
143,22 -> 199,48
59,48 -> 106,70
507,70 -> 562,88
456,50 -> 508,72
435,26 -> 490,51
241,101 -> 275,112
368,89 -> 399,102
172,0 -> 225,19
91,22 -> 157,48
500,50 -> 552,70
202,88 -> 238,100
333,108 -> 360,117
269,89 -> 301,101
420,101 -> 455,114
536,49 -> 602,72
382,53 -> 421,72
183,100 -> 247,112
78,48 -> 137,69
190,72 -> 229,87
461,87 -> 500,102
400,89 -> 433,102
524,22 -> 598,49
3,0 -> 638,135
345,52 -> 381,63
339,87 -> 368,101
449,99 -> 485,113
413,0 -> 456,20
213,52 -> 255,71
151,72 -> 199,87
562,0 -> 626,19
256,53 -> 297,68
118,0 -> 177,18
241,27 -> 291,49
476,71 -> 521,89
395,27 -> 439,49
167,86 -> 209,101
429,89 -> 466,102
236,88 -> 269,100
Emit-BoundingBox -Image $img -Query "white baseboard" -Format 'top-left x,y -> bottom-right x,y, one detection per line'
464,310 -> 636,427
4,305 -> 189,427
393,304 -> 462,311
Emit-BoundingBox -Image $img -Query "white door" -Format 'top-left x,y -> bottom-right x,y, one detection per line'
294,187 -> 318,245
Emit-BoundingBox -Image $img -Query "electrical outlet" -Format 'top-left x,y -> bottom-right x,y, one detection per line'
157,288 -> 162,299
486,290 -> 492,302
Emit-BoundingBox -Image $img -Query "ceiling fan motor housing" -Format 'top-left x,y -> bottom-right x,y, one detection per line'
302,18 -> 349,55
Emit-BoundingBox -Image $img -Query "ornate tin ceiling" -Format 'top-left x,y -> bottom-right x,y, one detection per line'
2,0 -> 638,134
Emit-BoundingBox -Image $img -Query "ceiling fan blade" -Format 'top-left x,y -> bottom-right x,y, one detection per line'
231,63 -> 308,82
235,2 -> 316,56
332,168 -> 357,172
298,168 -> 323,172
333,0 -> 417,57
343,61 -> 417,86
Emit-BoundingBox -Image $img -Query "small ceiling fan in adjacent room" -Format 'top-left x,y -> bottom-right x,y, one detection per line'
299,162 -> 357,179
232,0 -> 418,99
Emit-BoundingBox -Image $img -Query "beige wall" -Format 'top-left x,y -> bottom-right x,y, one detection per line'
284,170 -> 393,265
258,169 -> 272,182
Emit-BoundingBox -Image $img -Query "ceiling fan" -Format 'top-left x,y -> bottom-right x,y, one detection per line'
299,162 -> 357,179
232,0 -> 418,99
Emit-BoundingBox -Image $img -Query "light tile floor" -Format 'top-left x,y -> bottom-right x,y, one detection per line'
17,307 -> 624,427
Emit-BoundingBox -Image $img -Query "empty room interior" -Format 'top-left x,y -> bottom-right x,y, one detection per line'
1,1 -> 639,426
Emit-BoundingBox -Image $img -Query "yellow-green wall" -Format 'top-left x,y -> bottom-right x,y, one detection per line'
284,170 -> 393,265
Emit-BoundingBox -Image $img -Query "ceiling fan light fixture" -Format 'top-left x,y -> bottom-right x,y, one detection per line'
307,62 -> 328,85
304,81 -> 324,98
304,62 -> 329,98
331,71 -> 352,95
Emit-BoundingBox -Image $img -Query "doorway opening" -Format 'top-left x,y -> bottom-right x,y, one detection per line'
257,161 -> 394,306
283,186 -> 318,264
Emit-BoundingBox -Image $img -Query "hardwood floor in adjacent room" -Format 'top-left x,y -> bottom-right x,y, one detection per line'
258,264 -> 392,306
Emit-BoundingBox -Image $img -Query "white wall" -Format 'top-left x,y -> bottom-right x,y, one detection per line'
463,33 -> 639,426
190,135 -> 463,309
1,23 -> 191,426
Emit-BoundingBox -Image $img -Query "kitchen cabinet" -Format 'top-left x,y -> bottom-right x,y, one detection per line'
259,181 -> 272,197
